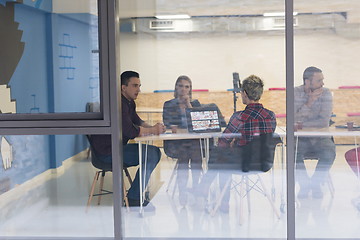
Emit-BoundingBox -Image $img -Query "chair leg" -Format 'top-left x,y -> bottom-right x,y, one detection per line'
166,160 -> 178,193
87,148 -> 91,159
123,167 -> 134,211
211,177 -> 232,216
239,175 -> 245,225
257,174 -> 281,219
87,171 -> 101,208
123,184 -> 130,212
97,171 -> 106,205
327,174 -> 335,198
124,167 -> 133,185
245,176 -> 251,213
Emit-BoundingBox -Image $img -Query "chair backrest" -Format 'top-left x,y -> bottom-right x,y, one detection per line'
241,132 -> 282,172
86,135 -> 112,172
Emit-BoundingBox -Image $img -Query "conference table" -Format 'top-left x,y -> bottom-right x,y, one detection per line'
134,130 -> 241,215
133,126 -> 360,215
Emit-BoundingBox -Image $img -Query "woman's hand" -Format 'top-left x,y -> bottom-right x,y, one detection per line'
179,94 -> 192,108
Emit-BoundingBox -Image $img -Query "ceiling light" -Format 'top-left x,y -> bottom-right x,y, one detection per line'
155,14 -> 191,19
263,12 -> 298,17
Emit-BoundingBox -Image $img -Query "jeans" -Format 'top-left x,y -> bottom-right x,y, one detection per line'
99,143 -> 161,200
295,137 -> 336,187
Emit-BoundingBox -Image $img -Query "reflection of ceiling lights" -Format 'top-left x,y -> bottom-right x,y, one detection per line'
263,12 -> 298,17
155,14 -> 191,19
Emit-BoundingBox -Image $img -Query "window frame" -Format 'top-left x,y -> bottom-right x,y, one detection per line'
0,0 -> 111,129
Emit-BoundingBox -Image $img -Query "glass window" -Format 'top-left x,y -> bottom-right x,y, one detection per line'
119,0 -> 287,238
0,0 -> 106,123
294,1 -> 360,238
0,134 -> 114,238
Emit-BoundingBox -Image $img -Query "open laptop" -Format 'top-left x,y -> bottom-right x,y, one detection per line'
185,106 -> 223,133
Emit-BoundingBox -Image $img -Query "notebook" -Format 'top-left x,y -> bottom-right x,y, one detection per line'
185,106 -> 222,133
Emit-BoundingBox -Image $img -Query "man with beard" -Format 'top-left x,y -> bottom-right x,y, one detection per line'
295,66 -> 336,199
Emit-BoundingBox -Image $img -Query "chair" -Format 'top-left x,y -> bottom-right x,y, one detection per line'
210,133 -> 282,225
85,102 -> 100,159
86,135 -> 133,211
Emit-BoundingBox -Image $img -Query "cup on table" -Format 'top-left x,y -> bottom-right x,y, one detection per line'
294,121 -> 303,131
170,125 -> 178,133
347,122 -> 354,131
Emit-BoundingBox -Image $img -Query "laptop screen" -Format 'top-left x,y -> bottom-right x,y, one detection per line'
185,107 -> 222,133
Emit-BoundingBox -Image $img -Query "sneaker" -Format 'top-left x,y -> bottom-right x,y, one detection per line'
127,198 -> 156,212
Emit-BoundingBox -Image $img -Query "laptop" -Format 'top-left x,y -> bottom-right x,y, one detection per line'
185,106 -> 223,133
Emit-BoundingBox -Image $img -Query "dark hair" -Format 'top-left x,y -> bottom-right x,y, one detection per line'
303,66 -> 322,84
174,75 -> 193,99
121,71 -> 139,86
242,75 -> 264,101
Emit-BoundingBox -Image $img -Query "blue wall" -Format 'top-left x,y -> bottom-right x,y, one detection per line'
0,1 -> 97,191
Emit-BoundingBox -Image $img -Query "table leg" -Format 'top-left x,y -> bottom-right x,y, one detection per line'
280,138 -> 286,213
138,142 -> 143,216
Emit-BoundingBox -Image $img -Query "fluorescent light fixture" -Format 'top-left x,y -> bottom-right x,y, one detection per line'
263,12 -> 298,17
155,14 -> 191,19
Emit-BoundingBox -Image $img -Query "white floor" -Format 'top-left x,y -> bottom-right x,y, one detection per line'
1,146 -> 360,239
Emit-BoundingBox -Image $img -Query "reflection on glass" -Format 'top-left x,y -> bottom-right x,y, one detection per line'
294,1 -> 360,237
0,134 -> 113,237
0,0 -> 99,114
294,66 -> 336,200
120,1 -> 288,238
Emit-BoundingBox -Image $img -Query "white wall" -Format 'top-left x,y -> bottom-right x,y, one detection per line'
119,31 -> 360,92
52,0 -> 97,14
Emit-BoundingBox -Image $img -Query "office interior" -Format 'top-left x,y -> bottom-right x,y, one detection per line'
0,0 -> 360,239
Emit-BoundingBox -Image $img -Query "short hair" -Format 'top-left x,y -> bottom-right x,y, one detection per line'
121,71 -> 139,86
242,75 -> 264,101
303,66 -> 322,84
174,75 -> 193,99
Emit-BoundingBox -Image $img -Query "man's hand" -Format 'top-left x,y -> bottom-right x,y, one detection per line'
139,122 -> 166,136
153,123 -> 166,135
306,88 -> 323,107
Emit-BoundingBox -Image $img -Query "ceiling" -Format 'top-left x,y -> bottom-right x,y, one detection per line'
118,0 -> 360,23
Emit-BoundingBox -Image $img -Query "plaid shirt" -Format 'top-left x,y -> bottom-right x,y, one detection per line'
218,103 -> 276,148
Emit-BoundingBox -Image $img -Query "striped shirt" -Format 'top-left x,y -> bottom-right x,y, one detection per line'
218,103 -> 276,147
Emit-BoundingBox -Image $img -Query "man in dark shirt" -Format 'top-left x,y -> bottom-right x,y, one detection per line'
90,71 -> 165,210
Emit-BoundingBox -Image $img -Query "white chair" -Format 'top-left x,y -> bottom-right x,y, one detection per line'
210,133 -> 282,225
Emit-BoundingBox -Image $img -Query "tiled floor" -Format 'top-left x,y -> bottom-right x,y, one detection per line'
1,146 -> 360,239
